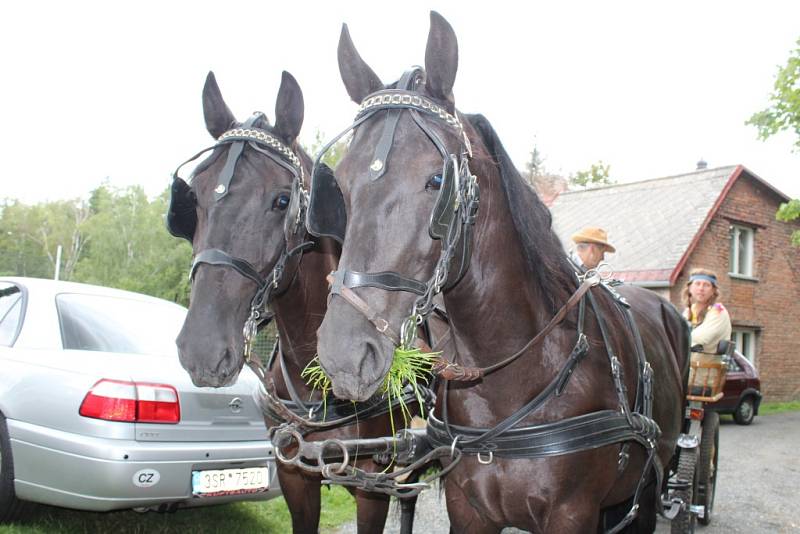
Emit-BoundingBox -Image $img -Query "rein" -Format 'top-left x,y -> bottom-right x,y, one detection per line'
327,271 -> 598,382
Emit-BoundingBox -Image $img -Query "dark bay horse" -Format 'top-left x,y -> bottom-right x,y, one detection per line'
314,12 -> 690,533
169,71 -> 427,533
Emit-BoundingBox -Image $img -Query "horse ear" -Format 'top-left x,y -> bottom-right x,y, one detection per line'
274,71 -> 304,143
338,24 -> 382,103
424,11 -> 458,106
202,71 -> 236,139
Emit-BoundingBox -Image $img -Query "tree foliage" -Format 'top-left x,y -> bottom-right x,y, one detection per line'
748,36 -> 800,245
74,184 -> 192,304
777,198 -> 800,246
0,198 -> 89,279
525,142 -> 546,182
569,161 -> 614,189
306,129 -> 347,169
747,37 -> 800,152
0,184 -> 192,305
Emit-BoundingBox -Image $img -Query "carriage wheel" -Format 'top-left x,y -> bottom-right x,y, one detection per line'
670,447 -> 697,534
696,411 -> 719,525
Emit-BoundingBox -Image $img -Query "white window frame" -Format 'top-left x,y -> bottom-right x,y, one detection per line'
729,224 -> 754,277
732,328 -> 757,365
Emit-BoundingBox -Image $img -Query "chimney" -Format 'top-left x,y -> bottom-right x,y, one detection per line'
696,158 -> 708,170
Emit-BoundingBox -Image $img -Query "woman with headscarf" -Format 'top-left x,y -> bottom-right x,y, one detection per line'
681,268 -> 732,394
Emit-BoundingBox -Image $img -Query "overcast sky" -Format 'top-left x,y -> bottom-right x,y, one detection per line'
2,1 -> 799,204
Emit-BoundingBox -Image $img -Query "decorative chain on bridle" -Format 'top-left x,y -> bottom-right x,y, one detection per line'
218,127 -> 306,187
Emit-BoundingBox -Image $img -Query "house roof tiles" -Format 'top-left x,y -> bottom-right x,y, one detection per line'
549,166 -> 739,285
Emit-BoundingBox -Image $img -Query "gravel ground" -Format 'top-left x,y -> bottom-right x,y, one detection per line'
332,411 -> 800,533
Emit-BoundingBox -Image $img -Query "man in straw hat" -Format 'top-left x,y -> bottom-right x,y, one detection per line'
570,226 -> 615,270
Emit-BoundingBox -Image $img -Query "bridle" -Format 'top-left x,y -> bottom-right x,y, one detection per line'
167,112 -> 312,359
309,68 -> 480,350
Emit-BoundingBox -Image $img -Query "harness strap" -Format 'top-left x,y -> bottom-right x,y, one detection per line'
214,113 -> 260,201
439,327 -> 590,449
326,274 -> 402,345
277,342 -> 311,415
620,303 -> 648,415
432,277 -> 595,380
191,248 -> 266,287
368,68 -> 426,181
330,269 -> 427,295
427,410 -> 656,457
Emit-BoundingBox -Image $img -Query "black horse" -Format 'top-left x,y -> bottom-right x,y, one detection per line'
312,12 -> 690,533
169,71 -> 429,533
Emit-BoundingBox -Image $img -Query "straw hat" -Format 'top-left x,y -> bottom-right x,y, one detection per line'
570,227 -> 616,253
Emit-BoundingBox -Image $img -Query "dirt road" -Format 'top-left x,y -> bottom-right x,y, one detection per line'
334,411 -> 800,533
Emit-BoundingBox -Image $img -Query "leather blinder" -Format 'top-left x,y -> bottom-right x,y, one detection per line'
166,177 -> 198,243
306,163 -> 347,243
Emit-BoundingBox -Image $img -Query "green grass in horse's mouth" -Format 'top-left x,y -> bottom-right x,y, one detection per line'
301,347 -> 438,432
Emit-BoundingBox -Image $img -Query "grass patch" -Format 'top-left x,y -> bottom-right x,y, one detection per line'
0,486 -> 355,534
759,400 -> 800,415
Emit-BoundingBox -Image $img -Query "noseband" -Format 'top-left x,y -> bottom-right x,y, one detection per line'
168,112 -> 311,359
310,69 -> 480,349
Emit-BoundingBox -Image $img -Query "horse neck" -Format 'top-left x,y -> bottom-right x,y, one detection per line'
443,169 -> 553,370
270,237 -> 336,386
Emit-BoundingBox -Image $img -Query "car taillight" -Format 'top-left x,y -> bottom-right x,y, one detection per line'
79,379 -> 180,424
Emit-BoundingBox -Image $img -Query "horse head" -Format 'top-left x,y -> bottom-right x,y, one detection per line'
171,70 -> 308,387
313,12 -> 475,401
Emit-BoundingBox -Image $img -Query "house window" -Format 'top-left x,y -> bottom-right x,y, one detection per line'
732,328 -> 757,364
729,225 -> 754,277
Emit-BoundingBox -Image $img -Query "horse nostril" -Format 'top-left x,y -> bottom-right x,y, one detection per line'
361,341 -> 380,377
213,347 -> 233,378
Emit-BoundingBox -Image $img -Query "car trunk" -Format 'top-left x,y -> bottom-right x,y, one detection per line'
21,348 -> 270,443
129,354 -> 269,443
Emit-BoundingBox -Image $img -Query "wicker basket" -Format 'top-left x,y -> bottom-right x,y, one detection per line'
686,357 -> 727,402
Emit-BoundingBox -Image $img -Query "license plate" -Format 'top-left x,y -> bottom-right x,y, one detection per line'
191,466 -> 269,497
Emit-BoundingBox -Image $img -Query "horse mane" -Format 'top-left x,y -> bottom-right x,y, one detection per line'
465,113 -> 578,311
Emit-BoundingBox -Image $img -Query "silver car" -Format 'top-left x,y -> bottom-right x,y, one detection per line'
0,277 -> 280,520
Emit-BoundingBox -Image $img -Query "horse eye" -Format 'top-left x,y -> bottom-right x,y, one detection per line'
426,174 -> 443,191
273,194 -> 290,210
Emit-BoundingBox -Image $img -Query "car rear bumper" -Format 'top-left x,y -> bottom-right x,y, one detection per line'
7,418 -> 281,512
712,388 -> 763,414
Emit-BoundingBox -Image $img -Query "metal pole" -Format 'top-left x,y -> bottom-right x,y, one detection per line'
54,245 -> 62,281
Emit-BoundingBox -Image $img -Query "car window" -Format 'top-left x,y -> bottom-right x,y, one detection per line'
0,283 -> 23,346
727,358 -> 743,372
56,293 -> 187,356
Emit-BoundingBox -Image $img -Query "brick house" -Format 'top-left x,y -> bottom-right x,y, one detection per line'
549,165 -> 800,401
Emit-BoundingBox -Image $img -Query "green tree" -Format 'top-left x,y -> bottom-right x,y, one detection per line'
73,184 -> 192,305
748,37 -> 800,151
569,161 -> 614,189
777,199 -> 800,246
306,129 -> 347,168
525,142 -> 546,183
0,198 -> 89,279
748,37 -> 800,245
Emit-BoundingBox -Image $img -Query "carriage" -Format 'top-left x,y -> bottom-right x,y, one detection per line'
665,341 -> 731,533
